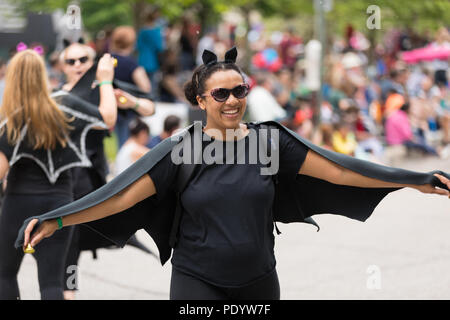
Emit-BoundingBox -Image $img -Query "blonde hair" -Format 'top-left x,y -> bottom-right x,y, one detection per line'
0,49 -> 72,149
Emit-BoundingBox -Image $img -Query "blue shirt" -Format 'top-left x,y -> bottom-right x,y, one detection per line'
147,135 -> 163,149
136,26 -> 164,73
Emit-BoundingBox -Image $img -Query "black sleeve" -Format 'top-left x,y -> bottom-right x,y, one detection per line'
278,129 -> 310,180
0,132 -> 14,162
147,152 -> 179,200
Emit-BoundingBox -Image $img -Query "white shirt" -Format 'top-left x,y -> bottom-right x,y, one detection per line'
246,86 -> 287,122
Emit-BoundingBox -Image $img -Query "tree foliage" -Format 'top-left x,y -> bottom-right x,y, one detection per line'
11,0 -> 449,38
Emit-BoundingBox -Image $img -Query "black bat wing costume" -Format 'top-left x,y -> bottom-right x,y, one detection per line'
0,91 -> 108,183
15,121 -> 450,265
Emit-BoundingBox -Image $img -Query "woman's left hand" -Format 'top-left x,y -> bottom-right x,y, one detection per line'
114,89 -> 137,109
415,174 -> 450,197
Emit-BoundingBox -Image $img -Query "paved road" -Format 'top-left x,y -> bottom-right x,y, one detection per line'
18,155 -> 450,300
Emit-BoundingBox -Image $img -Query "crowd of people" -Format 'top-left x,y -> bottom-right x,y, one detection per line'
0,6 -> 448,300
2,11 -> 448,166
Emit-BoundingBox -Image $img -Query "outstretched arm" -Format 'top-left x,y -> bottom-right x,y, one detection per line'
23,174 -> 156,248
299,150 -> 450,196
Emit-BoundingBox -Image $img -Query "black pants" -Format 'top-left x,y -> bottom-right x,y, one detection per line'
170,268 -> 280,300
0,193 -> 73,300
64,167 -> 107,291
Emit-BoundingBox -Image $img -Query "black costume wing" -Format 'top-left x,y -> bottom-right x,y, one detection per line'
0,91 -> 107,184
15,121 -> 449,265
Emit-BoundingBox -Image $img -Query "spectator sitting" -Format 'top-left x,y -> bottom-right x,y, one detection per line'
332,120 -> 358,156
114,118 -> 150,175
384,93 -> 439,157
147,115 -> 181,148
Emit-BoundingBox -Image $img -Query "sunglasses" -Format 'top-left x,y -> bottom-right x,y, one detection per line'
202,84 -> 250,102
65,56 -> 89,65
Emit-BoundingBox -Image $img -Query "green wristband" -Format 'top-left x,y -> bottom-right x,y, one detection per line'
56,217 -> 63,230
133,99 -> 140,110
98,80 -> 113,87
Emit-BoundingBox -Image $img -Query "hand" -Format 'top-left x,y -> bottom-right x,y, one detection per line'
114,89 -> 137,109
414,174 -> 450,197
23,218 -> 58,249
96,53 -> 115,83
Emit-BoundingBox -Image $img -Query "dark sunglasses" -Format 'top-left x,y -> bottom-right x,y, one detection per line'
203,84 -> 250,102
65,56 -> 89,65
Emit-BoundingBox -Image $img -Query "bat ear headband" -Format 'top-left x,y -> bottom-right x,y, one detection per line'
202,46 -> 238,67
63,37 -> 85,48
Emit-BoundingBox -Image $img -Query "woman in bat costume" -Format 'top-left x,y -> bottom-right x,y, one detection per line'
18,47 -> 450,300
0,49 -> 116,299
60,41 -> 155,299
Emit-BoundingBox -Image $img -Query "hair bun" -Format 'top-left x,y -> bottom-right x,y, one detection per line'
184,81 -> 199,106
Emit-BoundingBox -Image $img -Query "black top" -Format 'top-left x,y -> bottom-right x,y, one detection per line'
147,123 -> 309,287
0,137 -> 73,195
111,53 -> 139,86
5,159 -> 72,195
0,92 -> 105,195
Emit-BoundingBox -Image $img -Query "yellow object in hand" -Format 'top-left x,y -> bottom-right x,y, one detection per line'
24,244 -> 35,254
113,58 -> 118,67
119,96 -> 127,104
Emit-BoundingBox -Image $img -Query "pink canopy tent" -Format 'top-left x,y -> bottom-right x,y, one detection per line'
401,44 -> 450,64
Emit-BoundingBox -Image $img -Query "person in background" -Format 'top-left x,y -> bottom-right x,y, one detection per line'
179,16 -> 198,71
0,49 -> 115,300
158,49 -> 190,104
246,72 -> 287,122
430,27 -> 449,87
147,115 -> 181,148
137,9 -> 165,97
384,93 -> 439,157
47,51 -> 65,91
279,26 -> 302,70
380,61 -> 410,103
110,26 -> 151,93
332,120 -> 358,156
196,27 -> 218,67
59,41 -> 138,300
115,118 -> 150,175
109,25 -> 155,148
436,83 -> 450,146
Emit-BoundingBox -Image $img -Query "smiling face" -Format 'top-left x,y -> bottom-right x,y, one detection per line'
196,69 -> 247,132
62,44 -> 94,85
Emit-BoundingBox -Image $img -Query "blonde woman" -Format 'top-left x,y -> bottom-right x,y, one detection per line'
0,49 -> 115,300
